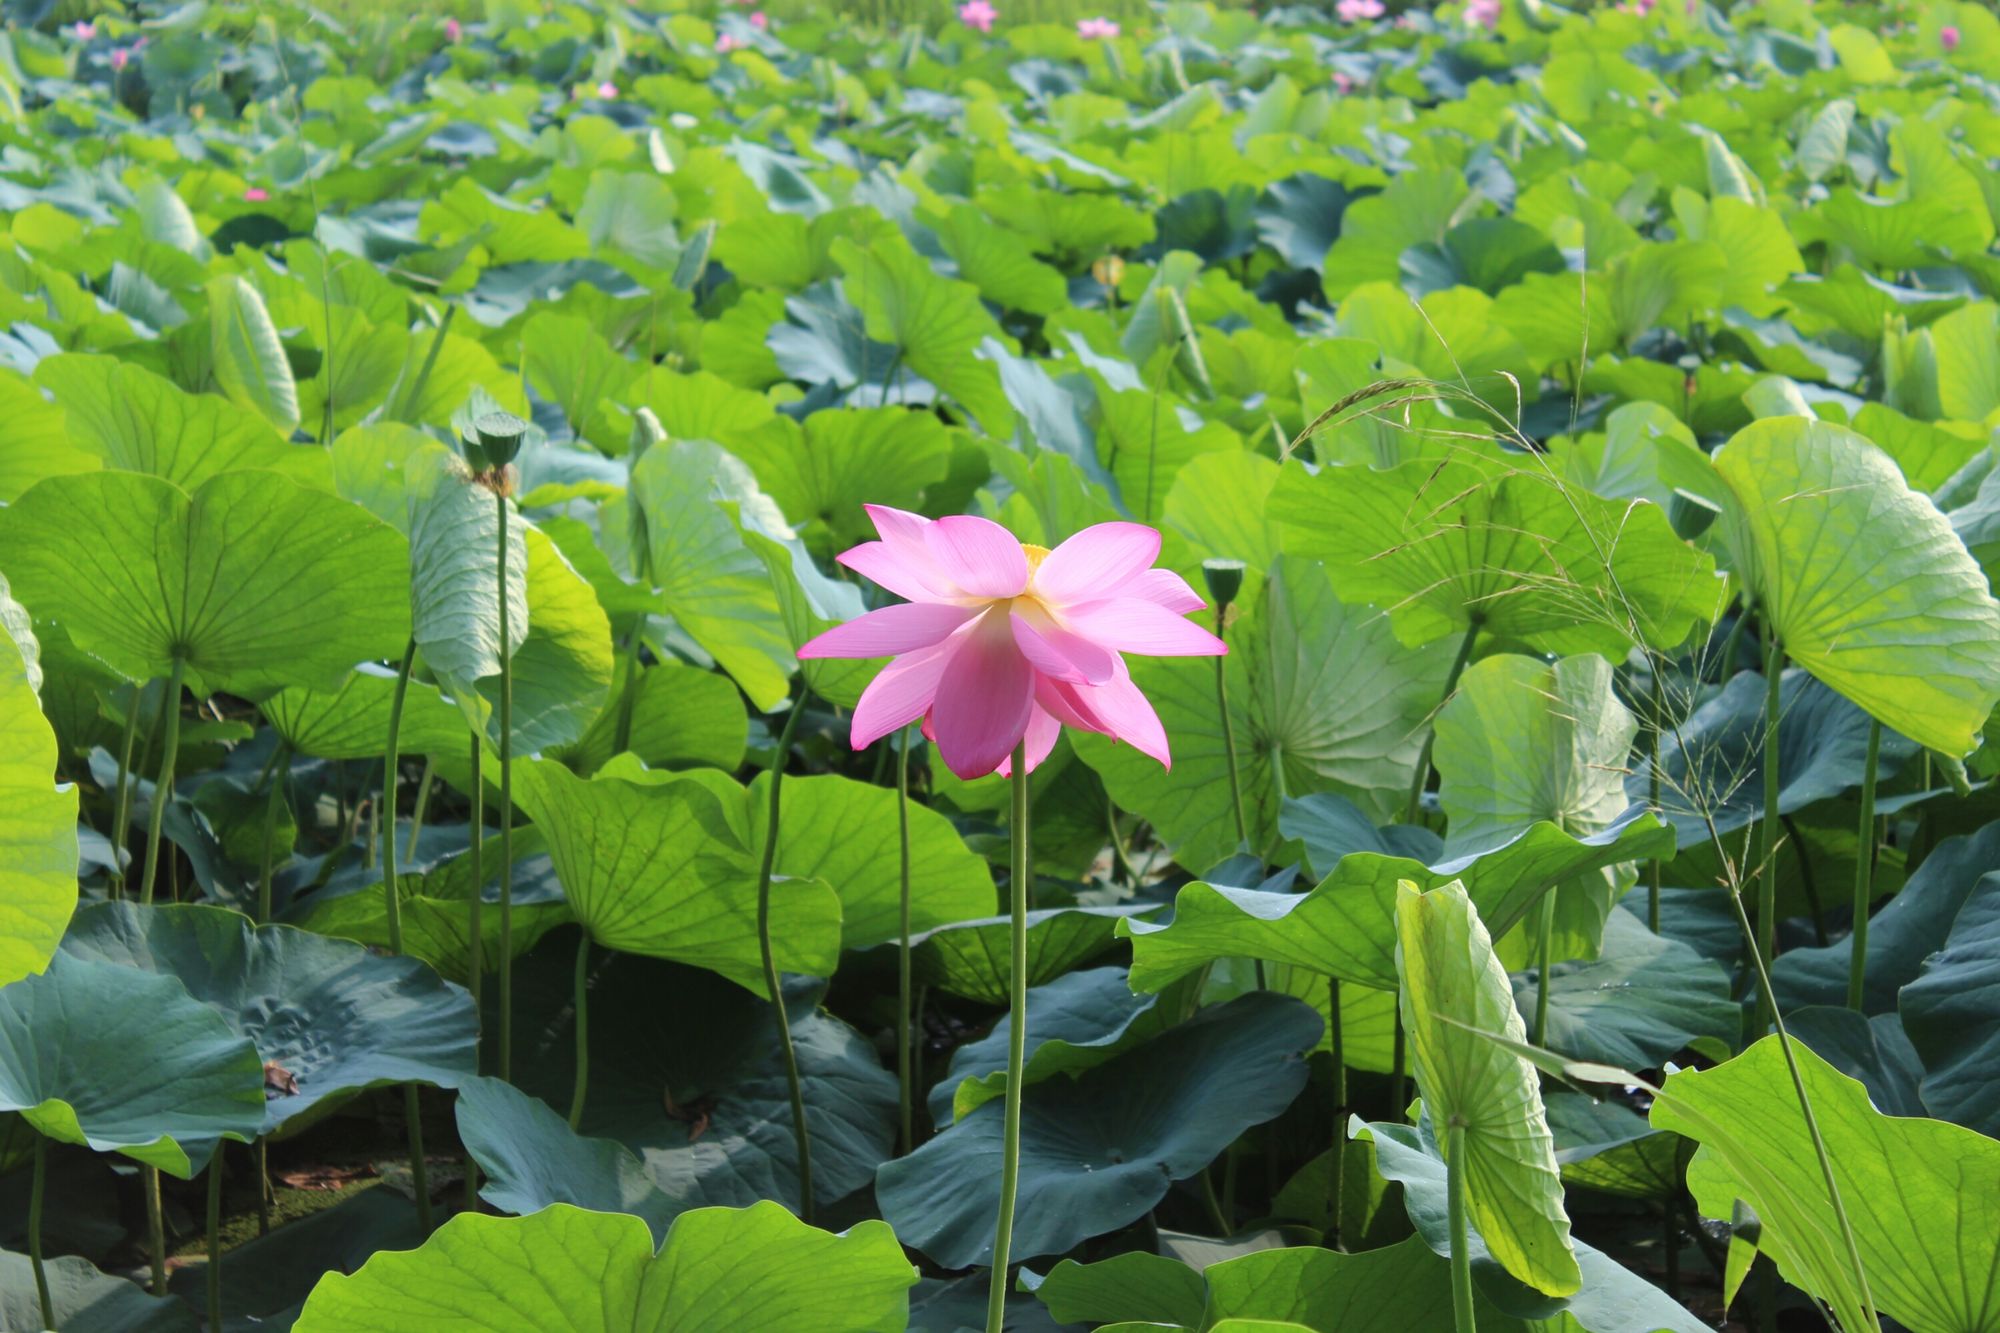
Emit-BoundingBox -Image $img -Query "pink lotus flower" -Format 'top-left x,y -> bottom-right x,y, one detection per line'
1466,0 -> 1501,27
798,509 -> 1224,779
597,80 -> 618,97
959,0 -> 997,32
1941,24 -> 1960,50
1336,0 -> 1384,19
244,187 -> 269,203
1077,15 -> 1119,37
717,32 -> 740,51
72,20 -> 96,38
749,10 -> 768,27
109,46 -> 129,70
444,16 -> 462,41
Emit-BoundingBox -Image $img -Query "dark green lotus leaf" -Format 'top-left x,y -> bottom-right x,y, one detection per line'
0,1249 -> 197,1333
1198,1234 -> 1546,1333
1278,792 -> 1441,879
928,966 -> 1167,1126
1546,1092 -> 1685,1201
1782,1006 -> 1926,1119
1632,668 -> 1920,838
168,1187 -> 424,1329
61,901 -> 476,1137
1771,819 -> 2000,1014
0,951 -> 263,1175
1023,1252 -> 1207,1329
877,992 -> 1320,1269
1511,910 -> 1739,1070
264,663 -> 469,761
1124,808 -> 1673,993
1897,877 -> 2000,1135
292,1202 -> 916,1332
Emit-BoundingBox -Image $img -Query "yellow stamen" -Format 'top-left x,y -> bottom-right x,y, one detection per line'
1021,543 -> 1052,577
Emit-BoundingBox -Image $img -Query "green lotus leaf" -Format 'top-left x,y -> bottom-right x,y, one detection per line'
522,310 -> 638,448
1710,416 -> 2000,756
512,759 -> 839,993
209,275 -> 302,434
1023,1253 -> 1208,1329
405,449 -> 528,694
1653,1034 -> 2000,1333
264,664 -> 469,760
1546,1091 -> 1686,1201
466,523 -> 614,755
741,525 -> 876,710
1398,878 -> 1580,1297
0,615 -> 75,989
1075,555 -> 1448,872
928,966 -> 1167,1126
1782,1007 -> 1927,1119
0,1250 -> 196,1333
559,658 -> 747,775
292,1202 -> 916,1333
33,354 -> 326,490
0,469 -> 408,695
0,951 -> 263,1175
1897,877 -> 2000,1135
62,901 -> 477,1137
726,406 -> 954,548
1269,455 -> 1724,655
1513,909 -> 1738,1070
913,905 -> 1154,1005
877,992 -> 1320,1269
1124,809 -> 1672,993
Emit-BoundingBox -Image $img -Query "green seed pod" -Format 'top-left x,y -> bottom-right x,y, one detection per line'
465,410 -> 529,471
1202,558 -> 1246,612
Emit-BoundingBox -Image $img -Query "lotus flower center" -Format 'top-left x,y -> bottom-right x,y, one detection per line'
1020,542 -> 1051,575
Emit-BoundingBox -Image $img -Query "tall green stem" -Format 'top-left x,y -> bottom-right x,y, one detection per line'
1847,719 -> 1881,1011
569,929 -> 591,1129
108,693 -> 141,899
1447,1121 -> 1477,1333
1533,893 -> 1555,1047
139,656 -> 186,907
1403,618 -> 1480,825
757,697 -> 813,1220
985,739 -> 1032,1333
612,625 -> 644,756
896,725 -> 916,1155
29,1135 -> 50,1330
1215,612 -> 1249,851
406,757 -> 434,862
256,744 -> 289,923
1390,1016 -> 1407,1122
206,1153 -> 223,1333
1648,700 -> 1663,934
497,490 -> 515,1084
1328,974 -> 1346,1250
1755,622 -> 1783,1033
381,639 -> 432,1232
465,728 -> 484,1215
145,1161 -> 167,1294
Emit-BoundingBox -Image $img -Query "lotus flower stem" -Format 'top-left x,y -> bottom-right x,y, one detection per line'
466,728 -> 484,1215
497,491 -> 516,1084
1754,623 -> 1783,1032
1215,615 -> 1249,851
257,1141 -> 270,1235
1328,974 -> 1346,1250
138,655 -> 186,907
1446,1121 -> 1476,1333
145,1163 -> 167,1293
985,739 -> 1032,1333
1842,718 -> 1884,1010
896,724 -> 916,1155
756,695 -> 814,1220
108,690 -> 141,899
1404,617 -> 1480,825
1390,1018 -> 1406,1123
379,638 -> 434,1232
1532,895 -> 1555,1047
612,624 -> 645,756
1648,683 -> 1662,934
206,1153 -> 223,1331
255,744 -> 290,923
406,757 -> 434,861
568,929 -> 591,1129
29,1135 -> 50,1329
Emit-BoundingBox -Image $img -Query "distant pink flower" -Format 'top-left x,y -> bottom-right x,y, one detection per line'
444,16 -> 462,41
1621,0 -> 1656,14
133,35 -> 148,48
1466,0 -> 1501,27
1333,71 -> 1354,92
799,510 -> 1223,779
109,46 -> 129,70
1337,0 -> 1384,18
749,10 -> 767,27
244,187 -> 269,203
959,0 -> 997,32
597,80 -> 618,96
71,20 -> 96,38
1941,24 -> 1960,50
1077,15 -> 1119,37
717,32 -> 739,51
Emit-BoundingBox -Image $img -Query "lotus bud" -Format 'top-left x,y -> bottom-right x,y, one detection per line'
1092,254 -> 1125,290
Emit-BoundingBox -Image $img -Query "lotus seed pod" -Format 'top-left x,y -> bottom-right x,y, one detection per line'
1202,558 -> 1246,612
